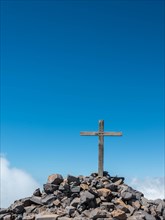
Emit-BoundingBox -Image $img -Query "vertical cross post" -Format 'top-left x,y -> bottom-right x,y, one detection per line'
98,120 -> 104,177
80,120 -> 122,177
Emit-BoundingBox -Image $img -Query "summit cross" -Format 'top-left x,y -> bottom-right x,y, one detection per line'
80,120 -> 122,177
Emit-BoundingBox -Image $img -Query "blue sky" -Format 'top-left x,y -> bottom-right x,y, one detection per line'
1,0 -> 164,187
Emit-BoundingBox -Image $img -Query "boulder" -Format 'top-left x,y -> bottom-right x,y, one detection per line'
44,183 -> 59,194
89,208 -> 107,219
121,191 -> 133,200
33,188 -> 41,197
70,198 -> 80,207
30,196 -> 43,205
47,174 -> 63,185
11,202 -> 25,214
67,175 -> 80,185
80,191 -> 95,204
97,188 -> 111,198
111,209 -> 127,219
41,194 -> 56,205
65,206 -> 76,216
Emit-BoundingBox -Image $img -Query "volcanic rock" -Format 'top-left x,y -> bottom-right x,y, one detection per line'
111,209 -> 127,219
1,172 -> 164,220
47,174 -> 63,185
43,183 -> 59,194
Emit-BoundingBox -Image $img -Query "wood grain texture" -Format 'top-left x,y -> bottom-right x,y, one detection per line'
98,120 -> 104,177
80,132 -> 122,136
80,120 -> 123,177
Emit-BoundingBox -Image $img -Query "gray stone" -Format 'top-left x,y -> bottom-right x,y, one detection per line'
71,186 -> 80,193
135,192 -> 143,200
21,198 -> 32,207
65,205 -> 76,216
111,177 -> 124,183
81,209 -> 90,217
132,200 -> 141,210
47,174 -> 63,185
70,198 -> 80,207
91,173 -> 98,178
67,175 -> 80,185
127,204 -> 135,216
80,215 -> 89,219
121,191 -> 133,200
73,217 -> 84,220
127,216 -> 144,220
111,209 -> 127,219
111,191 -> 119,197
58,185 -> 66,192
59,184 -> 70,193
100,202 -> 114,210
88,200 -> 96,208
104,183 -> 117,191
162,208 -> 165,219
149,205 -> 157,217
91,179 -> 98,187
61,197 -> 71,208
89,208 -> 107,219
0,208 -> 8,214
33,188 -> 41,197
156,203 -> 163,215
44,183 -> 59,194
30,196 -> 43,205
58,217 -> 72,220
133,211 -> 145,219
3,215 -> 12,220
15,214 -> 23,220
0,213 -> 7,219
115,204 -> 128,212
23,214 -> 35,220
142,211 -> 156,220
36,214 -> 59,220
41,194 -> 56,205
80,191 -> 95,204
11,202 -> 25,214
24,205 -> 36,214
153,199 -> 164,206
77,204 -> 86,213
96,182 -> 104,189
141,197 -> 149,206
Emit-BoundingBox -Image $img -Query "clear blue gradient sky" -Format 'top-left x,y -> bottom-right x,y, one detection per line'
1,0 -> 164,183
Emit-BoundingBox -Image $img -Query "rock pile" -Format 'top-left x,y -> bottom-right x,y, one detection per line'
0,172 -> 164,220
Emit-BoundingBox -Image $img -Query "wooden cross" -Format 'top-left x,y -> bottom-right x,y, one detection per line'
80,120 -> 122,177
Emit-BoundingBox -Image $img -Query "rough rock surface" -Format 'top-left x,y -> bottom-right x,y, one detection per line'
0,172 -> 164,220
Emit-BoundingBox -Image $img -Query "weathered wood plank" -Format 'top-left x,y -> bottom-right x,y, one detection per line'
103,132 -> 122,136
80,120 -> 123,177
80,132 -> 122,136
98,120 -> 104,177
80,132 -> 98,136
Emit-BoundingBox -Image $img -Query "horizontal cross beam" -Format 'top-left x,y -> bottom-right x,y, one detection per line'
80,132 -> 122,136
80,120 -> 123,177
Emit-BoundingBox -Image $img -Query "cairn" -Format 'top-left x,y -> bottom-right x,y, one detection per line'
0,172 -> 164,220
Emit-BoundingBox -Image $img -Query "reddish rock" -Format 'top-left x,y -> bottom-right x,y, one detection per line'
97,188 -> 111,197
47,174 -> 63,185
111,209 -> 127,219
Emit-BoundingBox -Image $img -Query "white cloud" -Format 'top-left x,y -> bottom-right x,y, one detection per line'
0,156 -> 41,208
130,177 -> 165,200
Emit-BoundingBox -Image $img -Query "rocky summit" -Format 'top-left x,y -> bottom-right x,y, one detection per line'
0,172 -> 164,220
